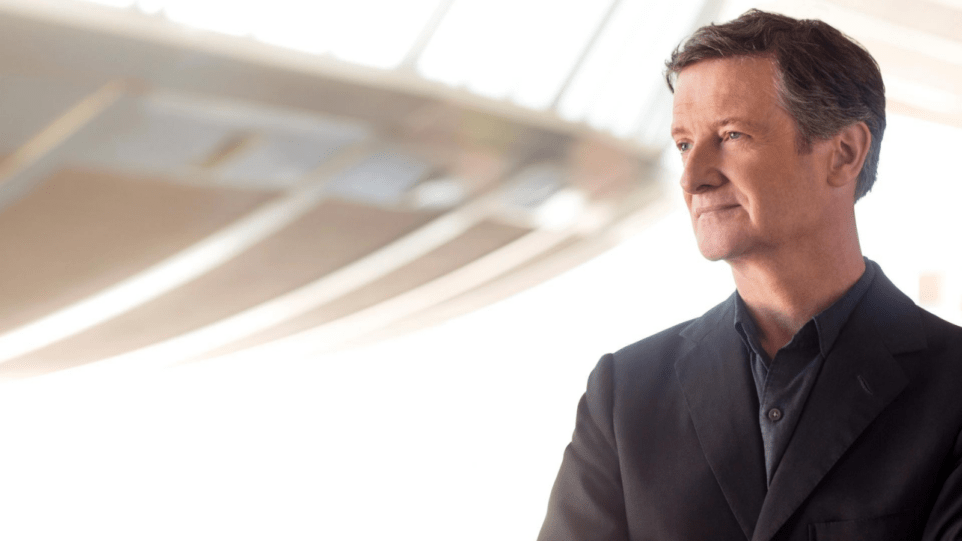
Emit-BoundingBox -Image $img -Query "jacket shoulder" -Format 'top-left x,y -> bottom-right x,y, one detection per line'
612,318 -> 696,366
918,307 -> 962,347
912,308 -> 962,379
606,294 -> 736,383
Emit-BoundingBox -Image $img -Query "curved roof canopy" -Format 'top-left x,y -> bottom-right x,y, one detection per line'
0,0 -> 957,378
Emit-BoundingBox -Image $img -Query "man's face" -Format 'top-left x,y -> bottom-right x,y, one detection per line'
670,56 -> 836,262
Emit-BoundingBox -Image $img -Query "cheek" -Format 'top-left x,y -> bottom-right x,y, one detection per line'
739,160 -> 800,208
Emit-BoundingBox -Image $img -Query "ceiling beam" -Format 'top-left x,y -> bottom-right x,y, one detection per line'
207,226 -> 580,366
76,194 -> 498,372
0,139 -> 372,365
0,78 -> 127,210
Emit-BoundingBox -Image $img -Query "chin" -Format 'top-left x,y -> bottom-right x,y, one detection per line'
695,235 -> 744,262
697,247 -> 730,262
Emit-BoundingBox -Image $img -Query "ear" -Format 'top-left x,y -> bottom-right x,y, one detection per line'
827,121 -> 871,189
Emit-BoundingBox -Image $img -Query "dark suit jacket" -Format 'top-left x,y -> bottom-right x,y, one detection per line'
539,265 -> 962,540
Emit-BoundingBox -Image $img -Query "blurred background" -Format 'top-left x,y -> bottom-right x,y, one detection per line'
0,0 -> 958,538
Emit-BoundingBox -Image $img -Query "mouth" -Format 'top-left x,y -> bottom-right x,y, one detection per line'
694,204 -> 739,218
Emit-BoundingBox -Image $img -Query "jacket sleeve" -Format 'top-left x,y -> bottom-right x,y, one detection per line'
538,354 -> 629,541
921,427 -> 962,540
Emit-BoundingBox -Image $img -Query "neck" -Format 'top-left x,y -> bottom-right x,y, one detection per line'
730,242 -> 865,358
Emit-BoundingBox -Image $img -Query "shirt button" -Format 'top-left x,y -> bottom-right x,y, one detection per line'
768,408 -> 783,422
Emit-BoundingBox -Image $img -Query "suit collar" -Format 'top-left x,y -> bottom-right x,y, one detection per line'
675,293 -> 767,540
679,291 -> 737,344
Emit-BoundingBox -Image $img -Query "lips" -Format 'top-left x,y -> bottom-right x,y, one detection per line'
694,204 -> 739,218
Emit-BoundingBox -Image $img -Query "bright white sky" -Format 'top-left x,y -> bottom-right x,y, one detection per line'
0,112 -> 957,540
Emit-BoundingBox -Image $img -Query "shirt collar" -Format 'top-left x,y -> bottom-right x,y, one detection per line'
811,258 -> 876,357
734,294 -> 766,359
733,258 -> 877,359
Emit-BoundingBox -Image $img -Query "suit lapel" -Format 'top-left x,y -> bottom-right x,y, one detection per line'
675,296 -> 767,541
750,267 -> 922,541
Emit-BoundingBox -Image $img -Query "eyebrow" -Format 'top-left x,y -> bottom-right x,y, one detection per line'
714,117 -> 759,130
671,117 -> 760,138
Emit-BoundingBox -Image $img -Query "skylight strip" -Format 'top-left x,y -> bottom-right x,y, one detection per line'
573,0 -> 705,137
511,0 -> 612,109
416,0 -> 524,95
507,0 -> 619,110
326,0 -> 444,69
399,0 -> 457,69
416,0 -> 616,109
550,0 -> 623,110
76,0 -> 443,67
161,0 -> 261,37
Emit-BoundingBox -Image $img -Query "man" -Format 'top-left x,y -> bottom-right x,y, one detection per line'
538,10 -> 962,541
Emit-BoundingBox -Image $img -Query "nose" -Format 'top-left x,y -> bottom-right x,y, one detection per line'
679,143 -> 723,195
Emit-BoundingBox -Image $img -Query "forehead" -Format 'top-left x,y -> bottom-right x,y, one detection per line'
671,56 -> 782,130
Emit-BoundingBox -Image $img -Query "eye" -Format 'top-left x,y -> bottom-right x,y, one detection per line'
726,131 -> 743,141
676,141 -> 691,153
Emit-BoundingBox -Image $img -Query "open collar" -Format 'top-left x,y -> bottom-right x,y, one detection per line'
673,263 -> 925,541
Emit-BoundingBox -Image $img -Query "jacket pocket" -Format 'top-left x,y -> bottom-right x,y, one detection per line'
809,510 -> 921,541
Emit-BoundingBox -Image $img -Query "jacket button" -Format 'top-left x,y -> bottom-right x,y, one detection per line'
768,408 -> 783,422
